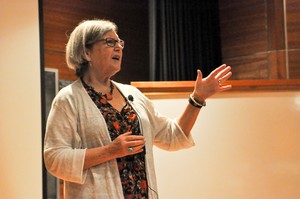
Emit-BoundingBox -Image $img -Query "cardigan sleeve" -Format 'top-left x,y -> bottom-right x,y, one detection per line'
132,87 -> 195,151
44,93 -> 87,184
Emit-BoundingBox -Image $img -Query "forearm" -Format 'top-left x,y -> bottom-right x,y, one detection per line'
83,133 -> 145,170
83,145 -> 118,170
177,102 -> 201,137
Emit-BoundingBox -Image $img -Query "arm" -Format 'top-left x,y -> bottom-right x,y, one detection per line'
177,64 -> 232,136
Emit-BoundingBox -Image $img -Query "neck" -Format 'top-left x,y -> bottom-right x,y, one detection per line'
81,76 -> 114,100
82,73 -> 111,93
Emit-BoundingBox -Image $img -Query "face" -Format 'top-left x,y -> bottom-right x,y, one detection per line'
85,30 -> 124,78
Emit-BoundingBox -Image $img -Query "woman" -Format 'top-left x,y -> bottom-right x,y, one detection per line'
44,19 -> 232,199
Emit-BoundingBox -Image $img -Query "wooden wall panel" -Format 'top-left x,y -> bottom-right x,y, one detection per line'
219,0 -> 267,58
286,0 -> 300,79
286,0 -> 300,49
267,0 -> 285,51
44,50 -> 76,80
43,0 -> 149,83
268,50 -> 287,79
288,50 -> 300,79
43,1 -> 104,52
219,0 -> 269,80
267,0 -> 287,80
224,50 -> 287,80
223,53 -> 268,80
218,0 -> 300,80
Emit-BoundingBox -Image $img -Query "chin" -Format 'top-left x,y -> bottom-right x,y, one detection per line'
116,64 -> 121,71
111,65 -> 121,75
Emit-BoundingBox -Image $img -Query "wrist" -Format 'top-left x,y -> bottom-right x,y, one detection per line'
188,94 -> 206,108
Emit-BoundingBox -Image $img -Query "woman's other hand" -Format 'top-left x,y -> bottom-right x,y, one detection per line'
110,132 -> 146,158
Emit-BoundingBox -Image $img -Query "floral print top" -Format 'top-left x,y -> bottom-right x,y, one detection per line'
82,79 -> 148,199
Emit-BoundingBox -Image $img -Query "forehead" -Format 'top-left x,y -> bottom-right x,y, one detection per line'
102,30 -> 119,39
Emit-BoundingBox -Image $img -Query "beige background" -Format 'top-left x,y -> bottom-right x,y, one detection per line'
0,0 -> 42,198
153,91 -> 300,199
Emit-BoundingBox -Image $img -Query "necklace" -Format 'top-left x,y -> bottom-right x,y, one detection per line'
81,78 -> 114,101
104,81 -> 114,100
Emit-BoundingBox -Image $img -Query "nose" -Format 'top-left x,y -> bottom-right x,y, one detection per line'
115,42 -> 124,50
118,41 -> 124,49
116,39 -> 124,49
118,42 -> 124,49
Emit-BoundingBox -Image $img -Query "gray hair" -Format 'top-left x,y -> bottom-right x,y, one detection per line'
65,19 -> 118,77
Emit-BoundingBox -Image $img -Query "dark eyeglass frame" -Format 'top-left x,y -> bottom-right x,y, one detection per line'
97,38 -> 125,48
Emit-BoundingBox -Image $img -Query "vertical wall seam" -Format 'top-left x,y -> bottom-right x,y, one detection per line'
283,0 -> 290,79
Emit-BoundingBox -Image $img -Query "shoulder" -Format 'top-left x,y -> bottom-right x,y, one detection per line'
53,79 -> 84,105
113,81 -> 154,109
113,81 -> 143,96
113,81 -> 140,92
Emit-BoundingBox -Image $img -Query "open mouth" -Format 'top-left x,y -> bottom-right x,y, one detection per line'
112,55 -> 120,61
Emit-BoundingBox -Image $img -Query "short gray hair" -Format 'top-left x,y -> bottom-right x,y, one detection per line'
66,19 -> 118,77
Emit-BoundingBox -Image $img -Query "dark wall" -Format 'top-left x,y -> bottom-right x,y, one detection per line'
43,0 -> 149,84
44,0 -> 300,82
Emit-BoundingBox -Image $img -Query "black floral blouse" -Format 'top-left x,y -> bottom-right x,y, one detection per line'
82,79 -> 148,199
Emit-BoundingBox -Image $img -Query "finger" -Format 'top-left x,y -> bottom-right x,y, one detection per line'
128,145 -> 145,154
121,132 -> 132,136
128,139 -> 145,147
117,132 -> 132,140
222,71 -> 232,81
215,70 -> 232,87
222,65 -> 231,74
218,71 -> 232,83
209,64 -> 227,77
134,145 -> 145,152
126,135 -> 145,141
219,84 -> 232,92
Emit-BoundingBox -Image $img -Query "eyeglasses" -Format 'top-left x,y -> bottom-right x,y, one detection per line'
97,38 -> 125,48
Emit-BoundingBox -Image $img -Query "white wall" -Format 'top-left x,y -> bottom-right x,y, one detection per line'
0,1 -> 42,198
152,91 -> 300,199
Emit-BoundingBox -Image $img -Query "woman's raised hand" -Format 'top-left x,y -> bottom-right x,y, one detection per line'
192,64 -> 232,101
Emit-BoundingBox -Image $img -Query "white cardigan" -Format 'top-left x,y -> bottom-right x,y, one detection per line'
44,79 -> 195,199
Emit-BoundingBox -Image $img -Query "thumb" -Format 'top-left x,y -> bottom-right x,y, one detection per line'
196,69 -> 203,83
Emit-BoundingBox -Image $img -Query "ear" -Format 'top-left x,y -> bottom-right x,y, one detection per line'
84,48 -> 92,62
